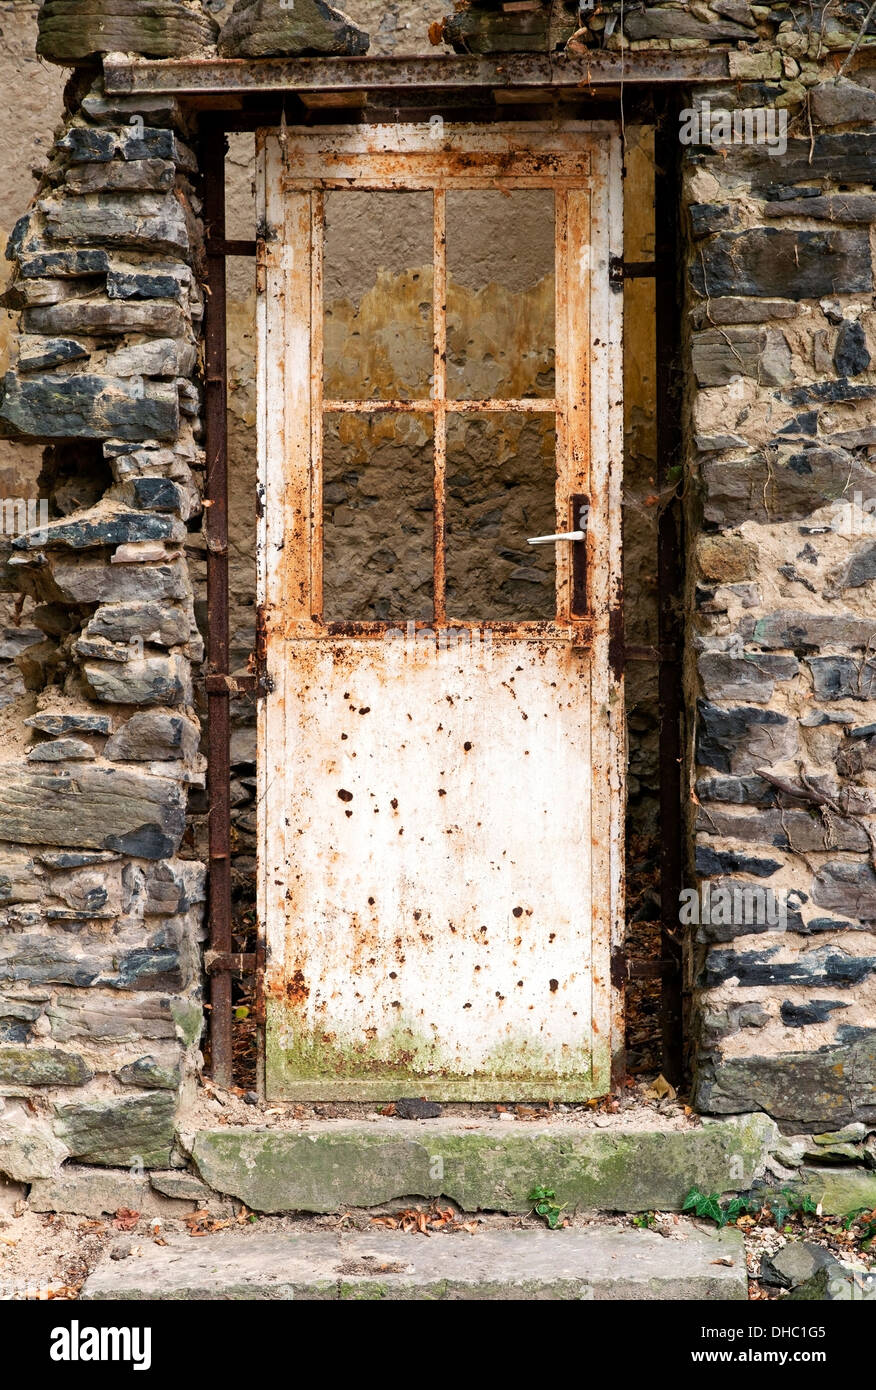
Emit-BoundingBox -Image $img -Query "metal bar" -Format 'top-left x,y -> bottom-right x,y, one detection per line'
202,121 -> 234,1089
655,96 -> 686,1087
205,951 -> 258,976
432,187 -> 447,625
207,238 -> 258,257
322,397 -> 557,413
103,51 -> 733,97
311,190 -> 325,622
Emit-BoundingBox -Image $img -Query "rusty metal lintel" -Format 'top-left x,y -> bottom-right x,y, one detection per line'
103,51 -> 733,98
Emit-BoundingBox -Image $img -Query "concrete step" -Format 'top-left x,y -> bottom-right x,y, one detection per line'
82,1223 -> 747,1301
187,1113 -> 776,1215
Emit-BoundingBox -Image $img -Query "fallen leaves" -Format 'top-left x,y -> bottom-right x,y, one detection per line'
112,1209 -> 140,1232
184,1210 -> 233,1238
370,1203 -> 479,1236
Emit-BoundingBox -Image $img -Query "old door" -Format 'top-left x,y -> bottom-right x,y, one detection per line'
257,123 -> 623,1100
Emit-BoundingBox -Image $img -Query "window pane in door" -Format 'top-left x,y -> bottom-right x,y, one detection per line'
322,411 -> 434,622
445,189 -> 555,401
323,190 -> 434,401
445,412 -> 557,621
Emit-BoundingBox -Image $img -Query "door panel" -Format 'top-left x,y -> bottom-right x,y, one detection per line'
257,124 -> 624,1100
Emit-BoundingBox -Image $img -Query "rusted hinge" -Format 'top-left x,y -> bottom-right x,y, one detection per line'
205,950 -> 257,977
609,257 -> 658,288
204,671 -> 273,698
623,644 -> 679,663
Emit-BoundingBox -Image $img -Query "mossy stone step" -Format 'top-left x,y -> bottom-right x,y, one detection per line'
190,1114 -> 776,1214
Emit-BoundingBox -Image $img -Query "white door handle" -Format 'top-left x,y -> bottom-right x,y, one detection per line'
527,531 -> 586,545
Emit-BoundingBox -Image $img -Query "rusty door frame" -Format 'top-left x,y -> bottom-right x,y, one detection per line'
255,121 -> 625,1096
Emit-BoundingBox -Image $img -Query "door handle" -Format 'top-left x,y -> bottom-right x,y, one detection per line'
527,531 -> 585,545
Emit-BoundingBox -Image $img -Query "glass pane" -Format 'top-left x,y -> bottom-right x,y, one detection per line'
445,190 -> 555,401
322,412 -> 433,622
323,191 -> 433,401
445,412 -> 556,621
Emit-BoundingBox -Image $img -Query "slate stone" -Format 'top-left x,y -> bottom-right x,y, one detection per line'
777,411 -> 819,437
691,229 -> 872,301
834,322 -> 871,378
0,373 -> 178,443
780,1000 -> 849,1027
692,328 -> 791,387
27,738 -> 96,763
122,477 -> 189,513
117,1056 -> 180,1091
116,948 -> 186,991
696,701 -> 798,775
695,1037 -> 876,1129
698,652 -> 798,704
810,78 -> 876,126
107,267 -> 189,302
34,557 -> 189,606
433,2 -> 557,54
24,298 -> 185,339
813,861 -> 876,920
798,917 -> 857,936
761,1241 -> 832,1289
808,656 -> 876,701
393,1097 -> 443,1120
702,447 -> 876,527
64,159 -> 176,195
17,249 -> 111,279
52,1093 -> 176,1169
691,297 -> 797,327
697,805 -> 869,854
0,1046 -> 91,1087
12,506 -> 184,551
219,0 -> 369,55
764,194 -> 876,224
40,192 -> 189,257
37,1 -> 219,63
17,338 -> 89,373
701,946 -> 876,991
106,339 -> 195,379
57,126 -> 180,165
0,764 -> 186,858
695,775 -> 775,806
695,846 -> 782,878
744,611 -> 876,649
104,711 -> 199,762
87,600 -> 191,649
689,203 -> 740,239
625,10 -> 750,39
24,713 -> 112,738
708,135 -> 876,189
83,654 -> 191,707
782,381 -> 876,407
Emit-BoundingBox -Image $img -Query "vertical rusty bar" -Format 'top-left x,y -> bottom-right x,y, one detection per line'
432,188 -> 447,624
310,190 -> 325,622
203,120 -> 233,1088
655,98 -> 685,1086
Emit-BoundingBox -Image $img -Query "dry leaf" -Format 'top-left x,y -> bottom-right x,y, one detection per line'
112,1208 -> 140,1232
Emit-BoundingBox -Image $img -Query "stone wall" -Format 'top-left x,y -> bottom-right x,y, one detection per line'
0,64 -> 208,1187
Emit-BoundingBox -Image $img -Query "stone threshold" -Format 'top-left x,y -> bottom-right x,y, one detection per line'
28,1113 -> 776,1218
81,1223 -> 747,1301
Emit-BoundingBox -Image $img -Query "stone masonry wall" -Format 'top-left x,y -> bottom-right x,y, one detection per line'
0,66 -> 208,1189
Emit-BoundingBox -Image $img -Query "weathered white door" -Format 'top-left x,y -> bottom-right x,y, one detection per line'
257,123 -> 623,1100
